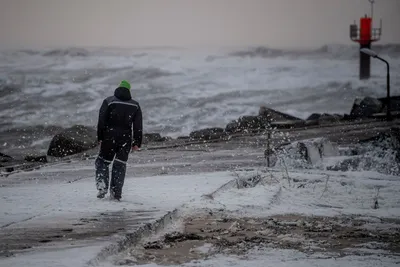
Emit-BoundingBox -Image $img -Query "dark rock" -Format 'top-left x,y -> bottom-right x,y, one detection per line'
259,106 -> 303,122
225,120 -> 240,133
391,126 -> 400,162
294,141 -> 325,165
177,136 -> 190,140
334,113 -> 344,119
25,154 -> 47,163
144,133 -> 161,142
306,113 -> 343,123
164,232 -> 204,243
0,152 -> 13,163
47,125 -> 97,157
143,241 -> 164,249
304,120 -> 320,126
319,113 -> 342,123
379,95 -> 400,113
258,107 -> 305,129
327,157 -> 362,172
350,97 -> 383,118
143,133 -> 168,143
275,138 -> 339,167
342,114 -> 353,121
189,127 -> 226,140
225,115 -> 269,133
271,120 -> 306,129
359,127 -> 400,151
390,126 -> 400,139
306,113 -> 321,121
143,133 -> 162,143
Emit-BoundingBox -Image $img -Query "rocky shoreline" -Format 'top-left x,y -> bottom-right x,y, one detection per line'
1,95 -> 400,175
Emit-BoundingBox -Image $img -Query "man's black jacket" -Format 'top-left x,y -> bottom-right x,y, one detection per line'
97,87 -> 143,148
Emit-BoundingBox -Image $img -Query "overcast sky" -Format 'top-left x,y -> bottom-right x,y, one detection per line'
0,0 -> 399,49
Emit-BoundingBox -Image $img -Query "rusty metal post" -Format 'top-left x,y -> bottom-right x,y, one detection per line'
267,130 -> 271,167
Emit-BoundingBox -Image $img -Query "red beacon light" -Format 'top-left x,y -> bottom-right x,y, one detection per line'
350,15 -> 382,45
349,0 -> 382,80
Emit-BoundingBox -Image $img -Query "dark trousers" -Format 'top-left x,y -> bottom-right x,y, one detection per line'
95,138 -> 131,198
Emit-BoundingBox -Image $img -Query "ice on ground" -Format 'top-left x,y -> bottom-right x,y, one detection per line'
0,171 -> 235,267
0,171 -> 235,228
0,245 -> 103,267
186,168 -> 400,219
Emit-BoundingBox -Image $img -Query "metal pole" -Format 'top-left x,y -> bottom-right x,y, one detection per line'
377,56 -> 391,121
369,0 -> 375,20
267,131 -> 271,167
385,60 -> 391,121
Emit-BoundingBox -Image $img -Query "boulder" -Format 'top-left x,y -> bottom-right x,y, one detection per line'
47,125 -> 97,157
307,113 -> 342,121
225,116 -> 269,133
259,106 -> 303,122
391,126 -> 400,141
306,113 -> 321,121
379,95 -> 400,113
189,127 -> 226,140
25,154 -> 47,163
327,157 -> 363,172
391,126 -> 400,162
297,141 -> 322,165
143,133 -> 169,143
271,138 -> 340,167
0,152 -> 13,163
270,120 -> 306,129
350,97 -> 383,118
318,114 -> 342,124
359,126 -> 400,150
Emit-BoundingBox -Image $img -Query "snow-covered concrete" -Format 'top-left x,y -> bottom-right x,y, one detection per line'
0,171 -> 234,228
0,170 -> 236,267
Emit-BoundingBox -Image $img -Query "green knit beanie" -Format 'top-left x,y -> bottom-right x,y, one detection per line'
119,80 -> 131,90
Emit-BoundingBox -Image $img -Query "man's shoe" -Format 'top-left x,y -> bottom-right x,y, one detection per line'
109,191 -> 121,201
97,189 -> 107,199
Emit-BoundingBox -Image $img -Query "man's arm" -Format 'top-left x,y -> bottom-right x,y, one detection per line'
97,99 -> 108,143
132,105 -> 143,148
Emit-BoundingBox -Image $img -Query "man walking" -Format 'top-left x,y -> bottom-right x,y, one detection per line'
95,80 -> 143,201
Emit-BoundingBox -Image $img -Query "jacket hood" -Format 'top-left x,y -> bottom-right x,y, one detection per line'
114,87 -> 132,101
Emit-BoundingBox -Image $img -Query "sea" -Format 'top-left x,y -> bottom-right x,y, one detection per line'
0,44 -> 399,157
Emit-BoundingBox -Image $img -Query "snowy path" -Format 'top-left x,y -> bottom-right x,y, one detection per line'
0,169 -> 236,267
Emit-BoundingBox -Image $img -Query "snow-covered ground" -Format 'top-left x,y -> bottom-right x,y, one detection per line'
188,168 -> 400,219
103,168 -> 400,267
1,149 -> 399,267
0,170 -> 236,267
